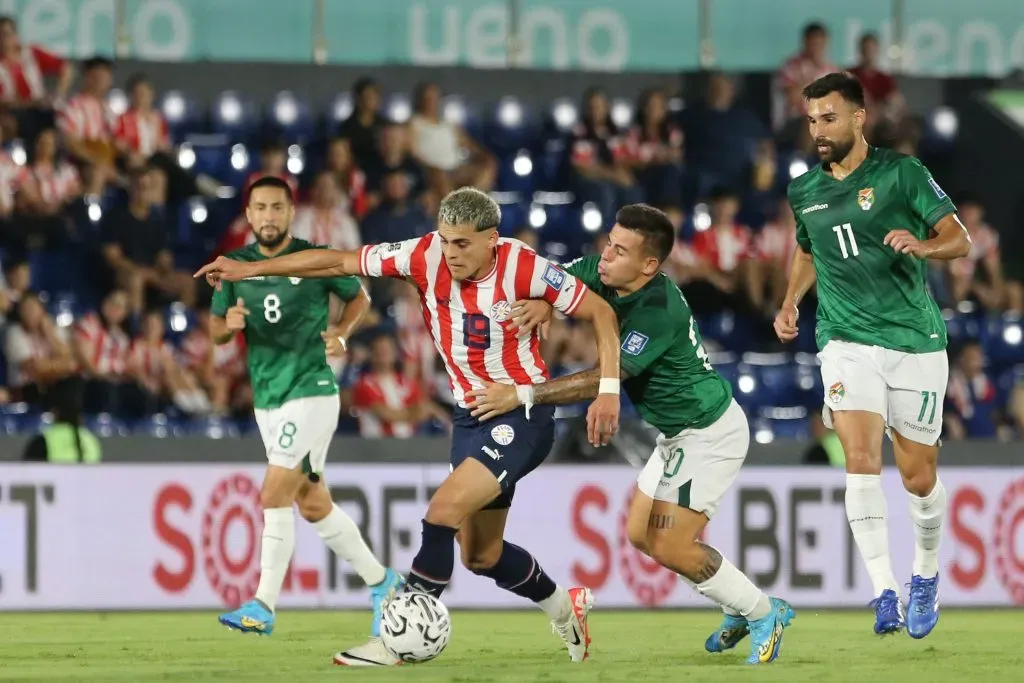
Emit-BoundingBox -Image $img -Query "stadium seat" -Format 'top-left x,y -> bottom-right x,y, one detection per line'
85,414 -> 130,437
191,415 -> 242,439
496,150 -> 536,196
983,314 -> 1024,367
443,94 -> 481,140
484,96 -> 539,157
134,414 -> 188,438
160,90 -> 203,139
265,90 -> 315,144
211,91 -> 258,142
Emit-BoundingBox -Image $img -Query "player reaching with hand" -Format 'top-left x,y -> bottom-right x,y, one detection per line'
467,204 -> 794,665
197,186 -> 623,665
776,72 -> 970,638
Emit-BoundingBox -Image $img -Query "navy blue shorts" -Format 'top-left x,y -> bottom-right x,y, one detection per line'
449,404 -> 556,510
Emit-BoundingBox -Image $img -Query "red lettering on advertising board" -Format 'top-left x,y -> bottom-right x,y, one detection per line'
950,485 -> 985,589
152,483 -> 194,593
571,485 -> 610,588
950,478 -> 1024,605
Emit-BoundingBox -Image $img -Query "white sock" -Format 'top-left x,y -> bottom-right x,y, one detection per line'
254,507 -> 295,611
314,505 -> 387,587
846,474 -> 899,595
538,584 -> 571,622
693,551 -> 772,621
908,478 -> 946,578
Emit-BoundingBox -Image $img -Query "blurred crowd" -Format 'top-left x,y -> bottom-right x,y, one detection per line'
0,15 -> 1020,442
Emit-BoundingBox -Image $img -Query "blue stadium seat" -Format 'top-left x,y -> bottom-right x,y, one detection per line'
485,96 -> 539,157
983,315 -> 1024,367
29,249 -> 82,295
535,137 -> 570,191
133,414 -> 188,438
265,90 -> 315,144
699,311 -> 755,353
190,415 -> 242,439
211,91 -> 258,142
443,94 -> 482,140
325,92 -> 353,136
85,414 -> 130,437
496,151 -> 536,196
995,365 -> 1024,407
756,406 -> 811,440
160,90 -> 203,139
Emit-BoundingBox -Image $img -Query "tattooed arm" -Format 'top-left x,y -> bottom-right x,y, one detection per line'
532,366 -> 630,405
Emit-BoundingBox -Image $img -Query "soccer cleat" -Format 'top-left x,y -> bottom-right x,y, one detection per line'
370,568 -> 405,638
551,587 -> 594,662
704,613 -> 750,653
745,597 -> 795,665
869,588 -> 905,635
906,575 -> 940,639
218,599 -> 275,636
333,637 -> 401,667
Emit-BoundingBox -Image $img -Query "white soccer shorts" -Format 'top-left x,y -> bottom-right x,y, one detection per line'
254,394 -> 340,473
636,399 -> 749,518
818,339 -> 948,446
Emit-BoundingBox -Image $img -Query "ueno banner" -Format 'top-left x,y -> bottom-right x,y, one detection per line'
3,0 -> 1023,75
0,464 -> 1022,610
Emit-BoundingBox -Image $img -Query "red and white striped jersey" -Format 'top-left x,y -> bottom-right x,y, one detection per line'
755,220 -> 798,269
291,205 -> 361,251
19,161 -> 80,207
128,339 -> 173,380
359,234 -> 590,408
115,109 -> 171,156
352,371 -> 423,438
74,313 -> 130,377
393,291 -> 436,392
0,46 -> 64,102
690,224 -> 754,272
58,93 -> 114,142
181,330 -> 246,376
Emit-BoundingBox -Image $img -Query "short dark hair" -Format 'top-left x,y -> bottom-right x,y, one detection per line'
615,204 -> 675,264
0,16 -> 17,31
248,176 -> 293,204
803,22 -> 828,39
82,55 -> 113,72
352,77 -> 378,98
802,72 -> 866,109
126,72 -> 150,93
859,32 -> 879,47
259,137 -> 286,155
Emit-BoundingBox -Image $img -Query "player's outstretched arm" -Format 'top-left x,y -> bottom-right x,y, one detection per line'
774,248 -> 817,342
195,249 -> 362,283
884,214 -> 971,261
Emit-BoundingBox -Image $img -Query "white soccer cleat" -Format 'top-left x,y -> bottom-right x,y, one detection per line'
332,637 -> 401,667
551,586 -> 594,662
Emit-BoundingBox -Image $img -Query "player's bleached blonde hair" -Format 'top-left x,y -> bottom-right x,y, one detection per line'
437,187 -> 501,232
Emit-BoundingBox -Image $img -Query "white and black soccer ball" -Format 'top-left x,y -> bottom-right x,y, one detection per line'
380,592 -> 452,663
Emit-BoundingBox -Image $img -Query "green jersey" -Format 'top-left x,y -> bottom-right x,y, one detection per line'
788,147 -> 957,353
210,238 -> 363,409
563,255 -> 732,435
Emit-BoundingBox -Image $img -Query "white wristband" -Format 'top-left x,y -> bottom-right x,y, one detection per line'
599,378 -> 620,395
515,384 -> 535,420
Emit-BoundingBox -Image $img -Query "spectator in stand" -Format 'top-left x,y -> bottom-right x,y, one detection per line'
349,333 -> 447,437
337,77 -> 387,169
848,33 -> 904,144
628,87 -> 684,222
321,137 -> 368,218
99,166 -> 196,317
360,168 -> 432,245
181,307 -> 250,416
3,292 -> 79,408
0,257 -> 29,316
747,197 -> 799,316
0,16 -> 74,145
18,127 -> 81,217
775,23 -> 837,138
365,122 -> 426,209
292,170 -> 361,251
73,288 -> 155,417
945,341 -> 1002,440
128,309 -> 211,415
949,197 -> 1005,311
674,187 -> 753,316
389,280 -> 436,398
57,56 -> 118,197
408,81 -> 496,197
570,86 -> 643,227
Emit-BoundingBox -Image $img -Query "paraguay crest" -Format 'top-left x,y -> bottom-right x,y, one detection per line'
857,187 -> 875,211
828,381 -> 846,403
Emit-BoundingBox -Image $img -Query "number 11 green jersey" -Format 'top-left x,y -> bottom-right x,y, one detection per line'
788,147 -> 957,354
210,238 -> 363,409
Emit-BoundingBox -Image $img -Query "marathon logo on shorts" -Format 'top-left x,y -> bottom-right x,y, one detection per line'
928,177 -> 947,199
542,264 -> 566,291
622,331 -> 649,356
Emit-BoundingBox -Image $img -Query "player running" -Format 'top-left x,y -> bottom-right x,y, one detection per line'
197,186 -> 622,665
776,73 -> 970,638
209,176 -> 404,660
467,204 -> 794,665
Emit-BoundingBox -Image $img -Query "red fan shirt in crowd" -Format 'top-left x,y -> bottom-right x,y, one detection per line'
0,45 -> 64,103
75,313 -> 130,377
777,53 -> 837,120
115,109 -> 171,156
18,161 -> 80,207
690,224 -> 754,272
755,220 -> 798,270
58,93 -> 114,143
128,339 -> 174,380
181,329 -> 246,379
848,66 -> 897,107
352,371 -> 423,438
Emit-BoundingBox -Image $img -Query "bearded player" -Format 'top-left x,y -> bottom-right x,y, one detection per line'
467,204 -> 794,665
197,187 -> 622,665
776,73 -> 970,638
211,176 -> 404,662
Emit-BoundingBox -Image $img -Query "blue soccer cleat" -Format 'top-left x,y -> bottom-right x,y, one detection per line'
219,599 -> 275,636
745,597 -> 795,665
869,588 -> 905,635
704,613 -> 750,653
370,568 -> 405,638
906,575 -> 939,639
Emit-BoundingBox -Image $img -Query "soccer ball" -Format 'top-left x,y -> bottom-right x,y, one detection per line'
380,592 -> 452,663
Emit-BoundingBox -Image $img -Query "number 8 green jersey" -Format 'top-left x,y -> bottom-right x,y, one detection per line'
210,238 -> 363,409
788,147 -> 957,354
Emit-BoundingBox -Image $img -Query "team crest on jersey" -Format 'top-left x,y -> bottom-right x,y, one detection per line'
489,300 -> 513,323
542,264 -> 566,291
928,177 -> 947,199
857,188 -> 875,211
622,331 -> 649,356
828,381 -> 846,403
289,277 -> 302,285
491,424 -> 515,446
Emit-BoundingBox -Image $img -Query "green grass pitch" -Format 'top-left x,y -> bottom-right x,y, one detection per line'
0,610 -> 1020,682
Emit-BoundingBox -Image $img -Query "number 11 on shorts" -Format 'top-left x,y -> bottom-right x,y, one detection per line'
918,390 -> 937,425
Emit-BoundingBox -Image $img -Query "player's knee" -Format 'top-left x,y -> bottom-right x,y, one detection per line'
843,446 -> 882,474
424,496 -> 467,529
626,515 -> 650,554
458,542 -> 502,574
900,465 -> 937,497
296,494 -> 331,523
647,531 -> 699,573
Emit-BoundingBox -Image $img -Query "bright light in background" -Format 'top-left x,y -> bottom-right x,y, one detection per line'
693,202 -> 711,231
333,94 -> 353,122
388,96 -> 411,123
789,159 -> 809,179
755,427 -> 775,444
551,99 -> 577,130
529,204 -> 547,228
513,150 -> 533,177
108,89 -> 128,116
497,97 -> 523,128
1004,323 -> 1022,345
668,97 -> 685,113
163,91 -> 186,121
230,144 -> 249,171
443,98 -> 466,125
274,94 -> 298,125
10,140 -> 26,166
933,106 -> 958,138
287,144 -> 304,175
190,200 -> 208,224
581,203 -> 602,232
610,99 -> 633,128
86,198 -> 103,223
219,95 -> 242,123
737,374 -> 756,394
178,143 -> 196,170
170,303 -> 188,333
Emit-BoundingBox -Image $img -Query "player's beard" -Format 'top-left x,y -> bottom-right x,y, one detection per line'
816,133 -> 855,165
253,224 -> 288,249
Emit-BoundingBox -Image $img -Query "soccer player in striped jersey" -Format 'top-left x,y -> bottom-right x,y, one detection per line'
197,187 -> 623,665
